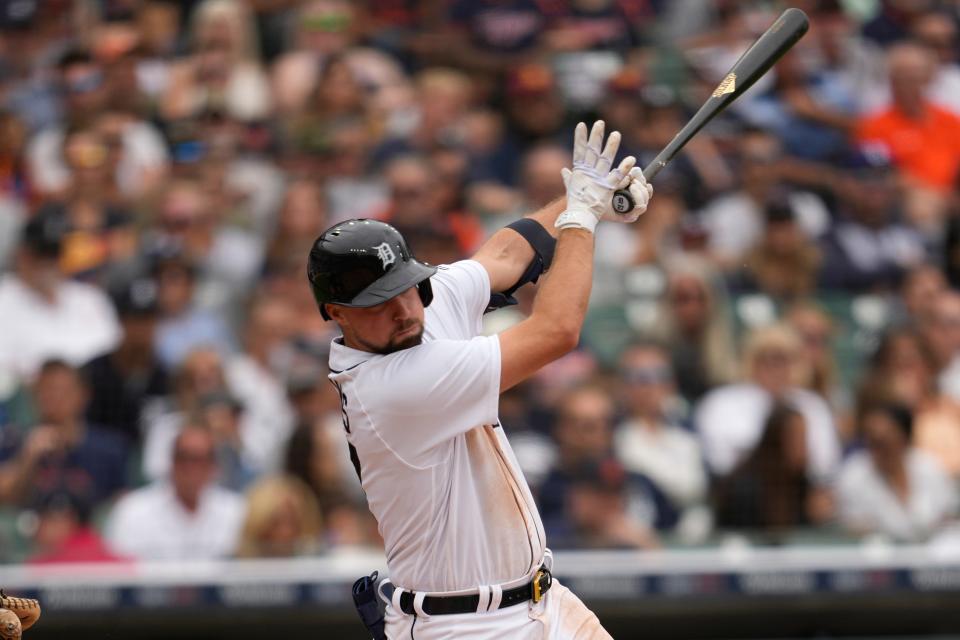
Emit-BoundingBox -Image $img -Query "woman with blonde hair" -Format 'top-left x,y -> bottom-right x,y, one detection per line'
695,323 -> 841,484
649,255 -> 738,403
236,474 -> 324,558
162,0 -> 272,121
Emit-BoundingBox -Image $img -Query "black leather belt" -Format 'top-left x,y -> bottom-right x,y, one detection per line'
398,567 -> 552,616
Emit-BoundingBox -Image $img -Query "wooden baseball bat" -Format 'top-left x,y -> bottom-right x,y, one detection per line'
611,8 -> 809,213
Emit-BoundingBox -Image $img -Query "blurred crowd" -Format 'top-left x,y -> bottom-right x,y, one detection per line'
4,0 -> 960,563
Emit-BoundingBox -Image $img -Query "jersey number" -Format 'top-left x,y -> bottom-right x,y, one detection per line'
330,380 -> 362,482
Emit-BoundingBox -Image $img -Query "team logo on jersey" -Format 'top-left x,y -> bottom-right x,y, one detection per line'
374,242 -> 396,269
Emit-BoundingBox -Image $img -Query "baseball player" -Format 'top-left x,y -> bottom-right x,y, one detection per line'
308,121 -> 652,639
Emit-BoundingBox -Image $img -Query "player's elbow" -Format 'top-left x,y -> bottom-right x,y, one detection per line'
544,321 -> 582,356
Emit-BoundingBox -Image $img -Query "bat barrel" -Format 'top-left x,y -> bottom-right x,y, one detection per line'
640,8 -> 809,182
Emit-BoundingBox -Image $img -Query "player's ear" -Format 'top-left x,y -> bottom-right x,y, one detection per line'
325,303 -> 347,326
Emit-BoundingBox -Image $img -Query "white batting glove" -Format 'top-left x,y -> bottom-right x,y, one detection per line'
602,167 -> 654,224
556,121 -> 637,234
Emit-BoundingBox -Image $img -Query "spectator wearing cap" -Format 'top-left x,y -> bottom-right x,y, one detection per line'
503,62 -> 567,155
0,360 -> 131,508
695,324 -> 842,484
818,148 -> 926,292
0,213 -> 121,382
614,343 -> 708,529
27,484 -> 128,564
105,424 -> 245,560
81,278 -> 169,444
837,403 -> 957,542
714,404 -> 833,539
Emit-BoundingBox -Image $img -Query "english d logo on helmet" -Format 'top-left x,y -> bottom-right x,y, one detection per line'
307,219 -> 437,320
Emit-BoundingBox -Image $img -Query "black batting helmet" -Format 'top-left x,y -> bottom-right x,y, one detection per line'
307,219 -> 437,320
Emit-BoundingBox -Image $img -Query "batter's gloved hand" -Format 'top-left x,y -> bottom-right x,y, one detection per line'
556,120 -> 637,234
602,166 -> 653,224
0,591 -> 40,639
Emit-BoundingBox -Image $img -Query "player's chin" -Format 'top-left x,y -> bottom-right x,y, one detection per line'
382,326 -> 424,354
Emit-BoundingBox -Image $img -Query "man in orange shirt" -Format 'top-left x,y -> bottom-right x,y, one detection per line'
856,41 -> 960,194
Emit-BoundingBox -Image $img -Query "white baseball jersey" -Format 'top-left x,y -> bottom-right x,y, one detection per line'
328,260 -> 546,593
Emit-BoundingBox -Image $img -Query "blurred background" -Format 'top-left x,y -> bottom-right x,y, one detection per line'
4,0 -> 960,638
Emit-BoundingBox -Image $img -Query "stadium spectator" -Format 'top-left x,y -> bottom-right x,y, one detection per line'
545,456 -> 659,550
271,1 -> 358,117
284,419 -> 375,548
817,149 -> 926,292
223,296 -> 297,475
785,301 -> 854,442
26,48 -> 169,199
614,343 -> 707,522
695,324 -> 841,482
737,201 -> 822,300
910,11 -> 960,117
82,278 -> 169,444
897,262 -> 948,327
235,474 -> 323,557
698,127 -> 830,271
0,360 -> 130,507
919,290 -> 960,392
39,121 -> 139,283
837,403 -> 957,542
263,179 -> 328,275
0,214 -> 121,382
714,404 -> 833,538
649,256 -> 738,404
161,0 -> 272,122
27,484 -> 127,564
856,42 -> 960,233
539,385 -> 668,537
151,250 -> 235,369
147,177 -> 263,318
105,424 -> 245,560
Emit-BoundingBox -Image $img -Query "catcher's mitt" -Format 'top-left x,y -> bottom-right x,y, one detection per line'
0,591 -> 40,639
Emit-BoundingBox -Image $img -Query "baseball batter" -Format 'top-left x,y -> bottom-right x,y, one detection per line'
308,121 -> 652,639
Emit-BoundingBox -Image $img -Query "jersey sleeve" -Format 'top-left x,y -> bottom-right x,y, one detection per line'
364,335 -> 501,464
424,260 -> 491,340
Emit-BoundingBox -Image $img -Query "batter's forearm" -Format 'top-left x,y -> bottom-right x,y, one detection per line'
530,227 -> 594,341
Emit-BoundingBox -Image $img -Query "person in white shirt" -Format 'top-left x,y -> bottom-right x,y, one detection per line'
695,323 -> 841,483
614,343 -> 707,523
309,121 -> 651,639
837,403 -> 958,543
105,424 -> 245,560
0,213 -> 120,384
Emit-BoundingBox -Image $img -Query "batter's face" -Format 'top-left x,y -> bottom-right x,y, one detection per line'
329,287 -> 425,354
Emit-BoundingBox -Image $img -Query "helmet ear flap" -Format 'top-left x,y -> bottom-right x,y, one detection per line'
417,279 -> 433,308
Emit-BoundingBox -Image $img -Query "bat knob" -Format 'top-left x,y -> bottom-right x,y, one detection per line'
612,190 -> 635,215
